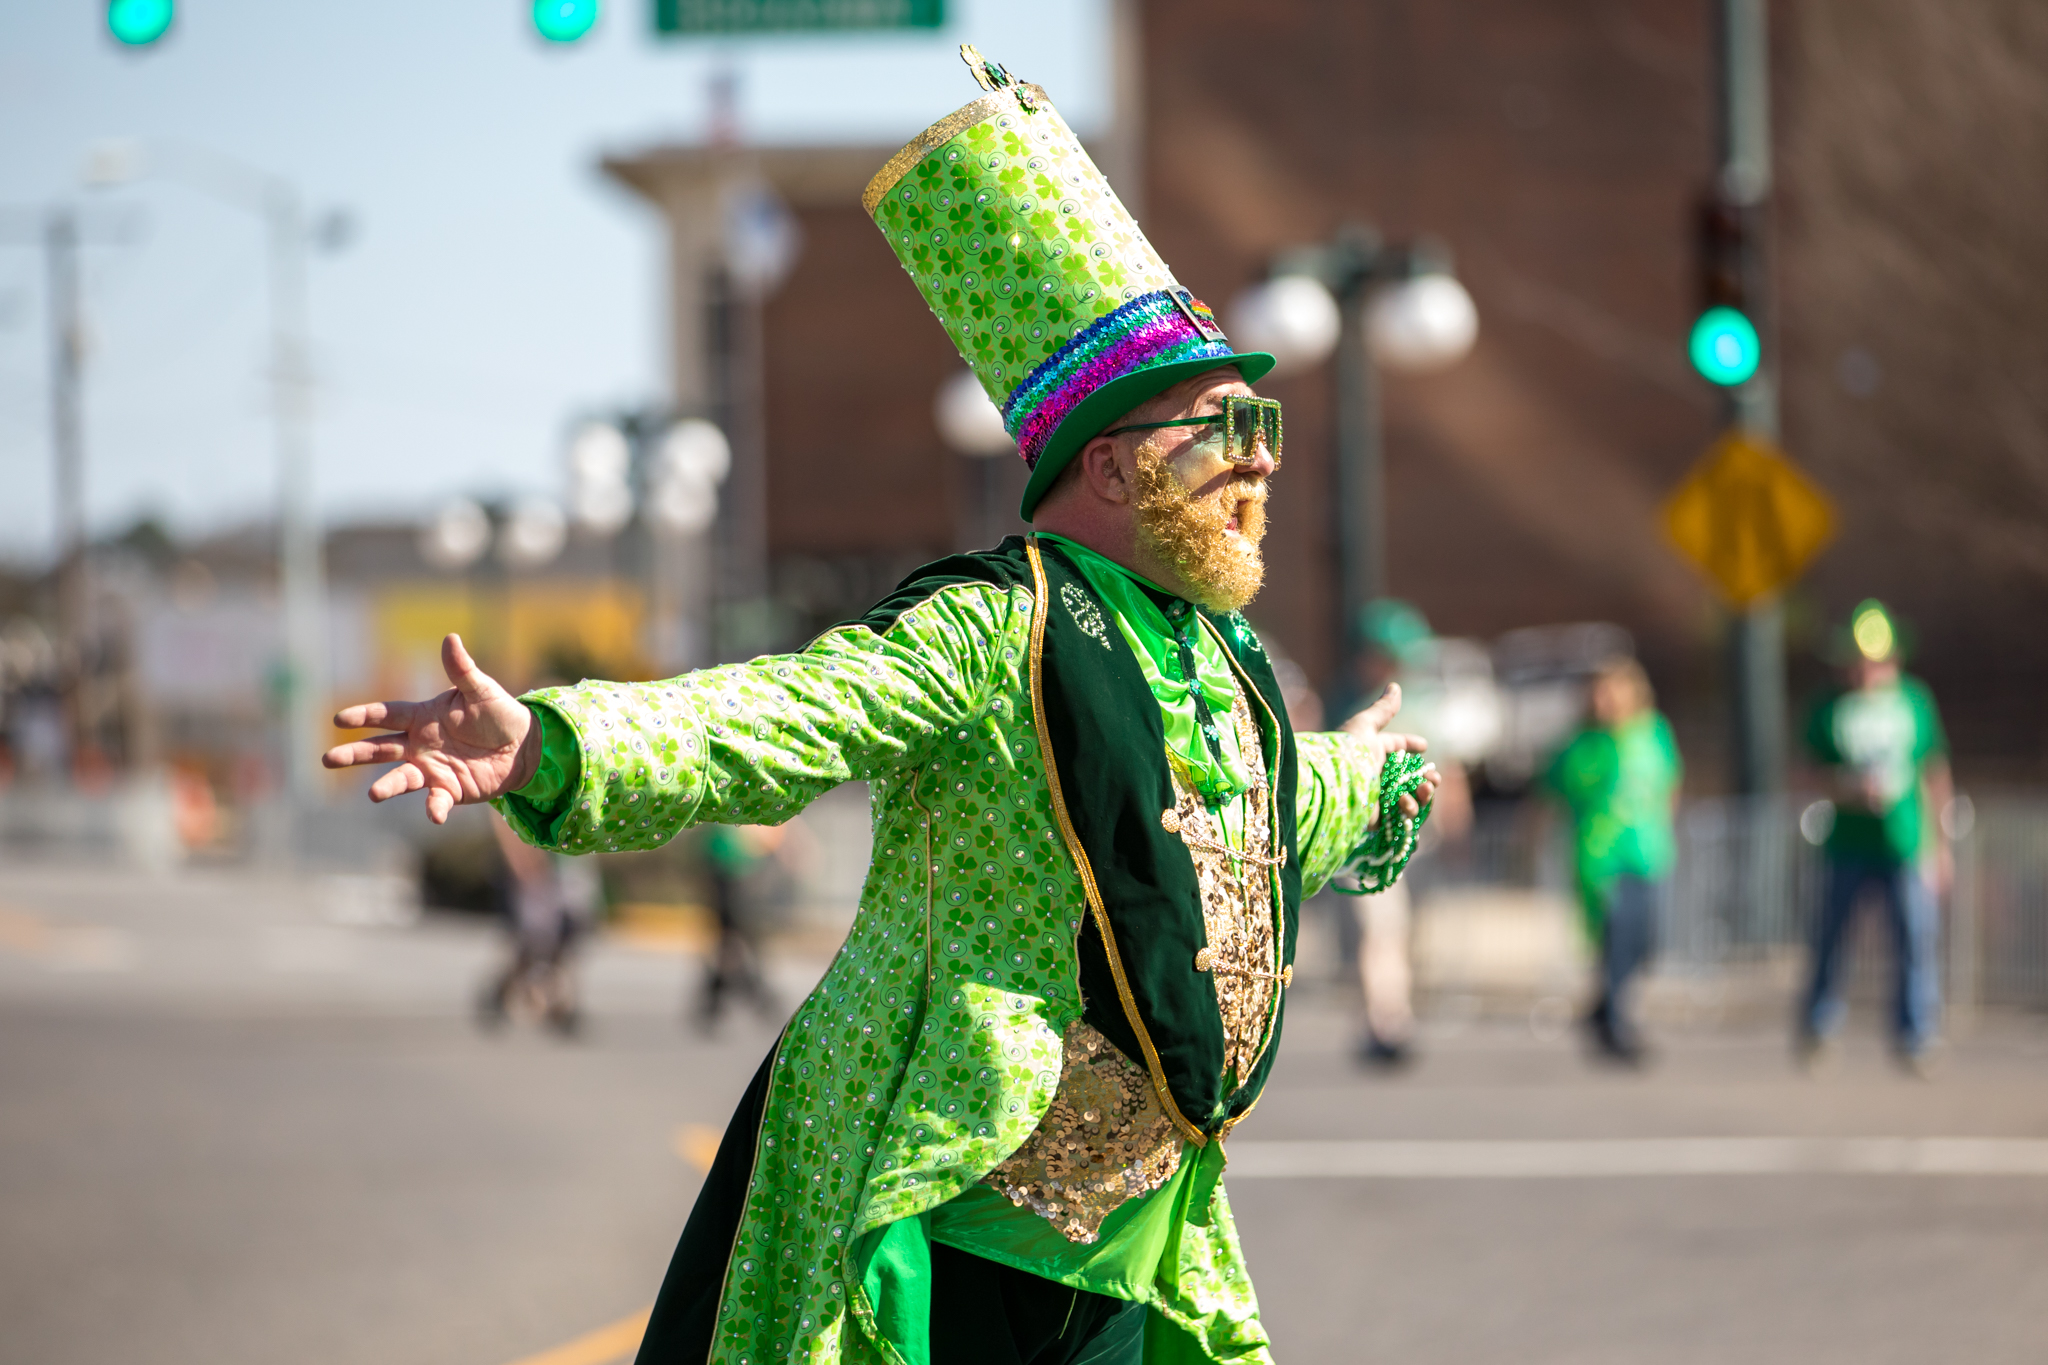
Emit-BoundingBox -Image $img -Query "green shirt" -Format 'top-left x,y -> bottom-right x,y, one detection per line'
1804,675 -> 1946,862
1546,711 -> 1683,926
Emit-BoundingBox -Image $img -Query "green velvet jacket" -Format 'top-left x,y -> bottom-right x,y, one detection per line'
499,536 -> 1394,1365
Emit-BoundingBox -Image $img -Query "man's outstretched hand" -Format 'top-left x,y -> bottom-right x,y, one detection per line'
1339,682 -> 1441,819
322,634 -> 540,824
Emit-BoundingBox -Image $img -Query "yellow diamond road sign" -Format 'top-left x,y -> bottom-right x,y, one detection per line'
1662,432 -> 1836,606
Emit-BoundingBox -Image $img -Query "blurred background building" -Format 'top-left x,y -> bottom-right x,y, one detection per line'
2,0 -> 2046,990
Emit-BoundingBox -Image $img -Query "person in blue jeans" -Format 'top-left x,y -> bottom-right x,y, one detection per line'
1798,600 -> 1953,1075
1547,658 -> 1683,1066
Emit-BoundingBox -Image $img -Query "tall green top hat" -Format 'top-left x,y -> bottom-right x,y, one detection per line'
864,47 -> 1274,519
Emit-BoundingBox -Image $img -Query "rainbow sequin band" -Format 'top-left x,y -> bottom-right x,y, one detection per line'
1003,290 -> 1236,469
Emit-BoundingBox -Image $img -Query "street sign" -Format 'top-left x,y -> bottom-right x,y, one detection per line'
655,0 -> 944,34
1662,431 -> 1836,606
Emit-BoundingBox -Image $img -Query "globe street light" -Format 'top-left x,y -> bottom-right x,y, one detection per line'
1229,226 -> 1478,714
565,412 -> 732,670
934,368 -> 1014,458
1367,273 -> 1479,374
647,418 -> 732,536
934,368 -> 1017,551
420,498 -> 491,571
1226,274 -> 1341,378
568,421 -> 634,536
498,497 -> 568,569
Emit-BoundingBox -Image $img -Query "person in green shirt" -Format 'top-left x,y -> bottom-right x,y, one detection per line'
1544,657 -> 1683,1065
696,823 -> 791,1032
1797,599 -> 1951,1071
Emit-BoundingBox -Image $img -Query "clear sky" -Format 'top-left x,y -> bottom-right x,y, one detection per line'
0,0 -> 1110,567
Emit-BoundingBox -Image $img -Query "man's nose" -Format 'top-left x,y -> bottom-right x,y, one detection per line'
1243,438 -> 1277,479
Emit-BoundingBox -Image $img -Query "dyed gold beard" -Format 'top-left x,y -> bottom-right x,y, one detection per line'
1131,449 -> 1269,612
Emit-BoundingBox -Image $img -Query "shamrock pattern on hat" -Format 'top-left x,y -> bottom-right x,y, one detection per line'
871,92 -> 1176,406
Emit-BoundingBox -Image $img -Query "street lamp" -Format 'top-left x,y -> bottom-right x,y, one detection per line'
1226,275 -> 1340,379
934,369 -> 1013,457
84,138 -> 352,803
566,412 -> 731,671
420,498 -> 491,571
1228,226 -> 1477,714
934,369 -> 1016,550
647,418 -> 732,536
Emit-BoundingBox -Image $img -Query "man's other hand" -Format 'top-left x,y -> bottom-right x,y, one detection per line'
1338,682 -> 1441,819
322,634 -> 540,824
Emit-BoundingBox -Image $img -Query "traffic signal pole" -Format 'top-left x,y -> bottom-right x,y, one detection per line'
1717,0 -> 1786,797
46,209 -> 90,773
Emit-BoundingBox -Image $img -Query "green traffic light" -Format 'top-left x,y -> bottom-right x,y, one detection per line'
107,0 -> 174,46
533,0 -> 599,42
1689,305 -> 1761,386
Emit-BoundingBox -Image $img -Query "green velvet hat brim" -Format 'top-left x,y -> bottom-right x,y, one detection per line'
1018,351 -> 1278,521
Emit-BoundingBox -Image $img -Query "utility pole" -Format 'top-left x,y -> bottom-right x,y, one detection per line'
1261,226 -> 1473,717
265,180 -> 326,803
1717,0 -> 1785,796
87,143 -> 334,803
1330,227 -> 1386,703
45,208 -> 89,768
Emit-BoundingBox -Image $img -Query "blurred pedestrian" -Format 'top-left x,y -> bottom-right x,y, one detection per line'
1545,657 -> 1682,1065
694,822 -> 795,1033
1796,600 -> 1951,1075
478,809 -> 602,1035
1341,601 -> 1474,1068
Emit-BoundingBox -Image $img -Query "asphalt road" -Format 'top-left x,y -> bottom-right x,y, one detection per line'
2,861 -> 2045,1365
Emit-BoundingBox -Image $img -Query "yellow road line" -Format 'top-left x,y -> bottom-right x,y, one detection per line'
502,1307 -> 650,1365
0,905 -> 51,953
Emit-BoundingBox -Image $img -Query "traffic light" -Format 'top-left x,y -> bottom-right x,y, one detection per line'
107,0 -> 173,46
533,0 -> 599,42
1690,307 -> 1760,387
1689,194 -> 1761,386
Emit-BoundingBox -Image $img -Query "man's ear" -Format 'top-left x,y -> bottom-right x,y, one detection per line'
1076,434 -> 1132,505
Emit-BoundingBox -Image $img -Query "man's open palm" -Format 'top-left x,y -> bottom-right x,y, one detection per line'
322,634 -> 538,824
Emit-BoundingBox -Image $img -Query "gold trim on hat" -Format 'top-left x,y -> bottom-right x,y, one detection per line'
860,84 -> 1052,217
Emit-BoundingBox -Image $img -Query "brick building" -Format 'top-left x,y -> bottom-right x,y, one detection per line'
606,0 -> 2048,785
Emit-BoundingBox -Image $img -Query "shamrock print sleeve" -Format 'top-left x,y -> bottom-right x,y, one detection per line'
1290,731 -> 1386,896
501,581 -> 1027,855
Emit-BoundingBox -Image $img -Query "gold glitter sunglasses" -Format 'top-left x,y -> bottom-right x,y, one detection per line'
1104,394 -> 1283,470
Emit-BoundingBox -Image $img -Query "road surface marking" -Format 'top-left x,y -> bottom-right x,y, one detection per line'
503,1307 -> 650,1365
674,1123 -> 723,1172
1224,1137 -> 2048,1178
0,904 -> 133,970
0,904 -> 52,952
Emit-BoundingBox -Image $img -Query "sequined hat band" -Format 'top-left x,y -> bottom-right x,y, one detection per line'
1003,290 -> 1237,470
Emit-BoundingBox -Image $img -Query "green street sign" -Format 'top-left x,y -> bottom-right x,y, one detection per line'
535,0 -> 601,42
1689,305 -> 1761,386
107,0 -> 174,46
655,0 -> 944,35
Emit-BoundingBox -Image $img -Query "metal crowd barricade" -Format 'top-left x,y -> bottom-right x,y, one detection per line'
1398,793 -> 2048,1022
1654,794 -> 2048,1019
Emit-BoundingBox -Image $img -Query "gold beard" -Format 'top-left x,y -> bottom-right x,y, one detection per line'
1132,451 -> 1269,612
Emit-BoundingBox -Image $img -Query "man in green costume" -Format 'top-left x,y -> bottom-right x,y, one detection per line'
324,48 -> 1437,1365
